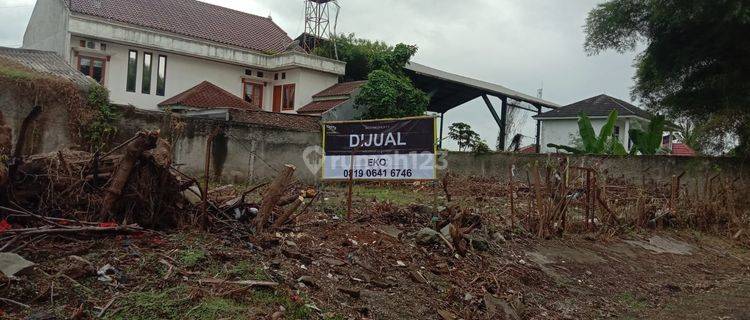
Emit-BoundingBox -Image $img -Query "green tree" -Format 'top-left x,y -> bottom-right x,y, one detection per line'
629,115 -> 666,155
85,85 -> 118,152
355,70 -> 428,119
584,0 -> 750,156
313,33 -> 392,82
674,118 -> 704,154
547,110 -> 627,155
471,138 -> 492,155
353,43 -> 428,119
448,122 -> 480,152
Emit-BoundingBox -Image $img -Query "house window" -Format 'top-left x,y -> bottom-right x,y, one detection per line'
257,71 -> 264,78
274,73 -> 278,80
613,126 -> 621,140
141,52 -> 152,94
79,40 -> 86,47
87,41 -> 95,49
77,56 -> 106,84
282,84 -> 295,110
281,72 -> 286,80
243,80 -> 264,108
126,50 -> 138,92
100,43 -> 107,51
245,69 -> 252,76
156,55 -> 167,96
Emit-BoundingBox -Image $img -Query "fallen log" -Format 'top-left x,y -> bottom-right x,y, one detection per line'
100,131 -> 159,220
0,224 -> 142,252
272,196 -> 304,229
277,188 -> 316,207
197,278 -> 278,287
1,224 -> 143,235
254,164 -> 295,232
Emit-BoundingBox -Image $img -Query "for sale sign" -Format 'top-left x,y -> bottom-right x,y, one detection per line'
322,117 -> 437,180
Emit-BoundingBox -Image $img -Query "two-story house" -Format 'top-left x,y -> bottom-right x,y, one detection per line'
22,0 -> 345,113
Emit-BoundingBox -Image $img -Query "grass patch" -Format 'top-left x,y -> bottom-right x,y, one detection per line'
186,297 -> 246,319
251,290 -> 312,319
108,286 -> 190,320
178,249 -> 206,268
354,186 -> 422,205
228,261 -> 270,281
108,287 -> 252,320
617,292 -> 648,311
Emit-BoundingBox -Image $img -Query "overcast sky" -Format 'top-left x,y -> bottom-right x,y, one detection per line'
0,0 -> 638,150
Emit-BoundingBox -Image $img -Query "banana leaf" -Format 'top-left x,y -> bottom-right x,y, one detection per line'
577,112 -> 597,153
596,110 -> 619,153
629,115 -> 666,155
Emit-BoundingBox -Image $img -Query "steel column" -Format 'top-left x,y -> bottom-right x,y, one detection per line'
535,105 -> 542,153
481,94 -> 504,149
500,97 -> 508,151
439,112 -> 445,149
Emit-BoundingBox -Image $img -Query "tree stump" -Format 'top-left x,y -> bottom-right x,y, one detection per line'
254,165 -> 296,232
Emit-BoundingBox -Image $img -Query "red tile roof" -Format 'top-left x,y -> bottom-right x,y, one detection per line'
228,109 -> 320,132
671,143 -> 696,157
297,99 -> 348,114
68,0 -> 293,53
158,81 -> 258,110
312,81 -> 367,98
517,145 -> 537,154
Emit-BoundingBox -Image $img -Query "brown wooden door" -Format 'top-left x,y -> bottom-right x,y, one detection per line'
272,85 -> 282,112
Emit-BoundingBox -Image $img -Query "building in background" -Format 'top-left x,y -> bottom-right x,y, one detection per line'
297,80 -> 366,119
22,0 -> 345,113
534,94 -> 690,156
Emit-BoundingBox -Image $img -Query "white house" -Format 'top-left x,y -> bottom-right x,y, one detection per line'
21,0 -> 345,113
534,94 -> 669,153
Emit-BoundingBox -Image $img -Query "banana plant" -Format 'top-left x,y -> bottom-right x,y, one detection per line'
548,110 -> 627,155
629,115 -> 666,155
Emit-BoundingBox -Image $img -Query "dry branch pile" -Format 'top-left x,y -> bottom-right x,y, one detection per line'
443,156 -> 750,242
6,131 -> 193,229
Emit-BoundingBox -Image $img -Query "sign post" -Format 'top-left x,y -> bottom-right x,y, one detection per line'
322,116 -> 438,217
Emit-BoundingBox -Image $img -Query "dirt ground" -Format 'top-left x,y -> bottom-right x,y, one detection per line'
1,182 -> 749,320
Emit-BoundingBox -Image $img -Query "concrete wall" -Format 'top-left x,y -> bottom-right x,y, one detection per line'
443,152 -> 750,191
68,37 -> 338,112
22,0 -> 70,59
0,90 -> 74,155
4,88 -> 743,189
116,107 -> 322,184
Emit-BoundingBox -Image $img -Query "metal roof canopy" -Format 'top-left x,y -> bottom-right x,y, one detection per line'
405,62 -> 559,113
404,62 -> 559,152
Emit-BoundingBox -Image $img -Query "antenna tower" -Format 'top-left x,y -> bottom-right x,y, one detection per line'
303,0 -> 340,54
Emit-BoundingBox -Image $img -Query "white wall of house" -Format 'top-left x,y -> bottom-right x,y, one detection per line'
68,36 -> 338,111
540,117 -> 635,153
23,1 -> 344,112
295,69 -> 339,112
22,0 -> 70,59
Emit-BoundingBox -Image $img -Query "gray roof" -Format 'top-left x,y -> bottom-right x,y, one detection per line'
534,94 -> 654,120
405,62 -> 560,112
0,47 -> 92,88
